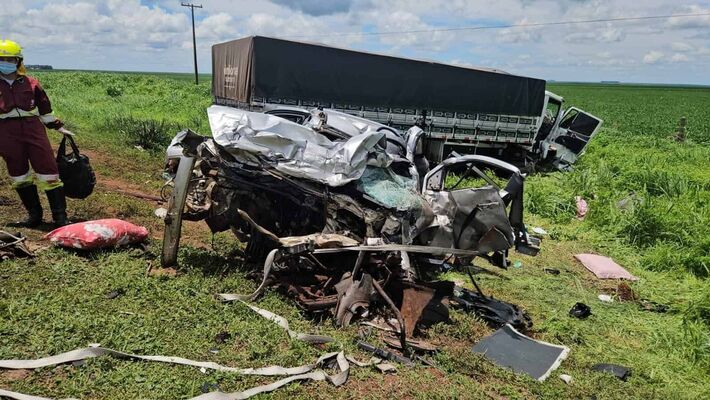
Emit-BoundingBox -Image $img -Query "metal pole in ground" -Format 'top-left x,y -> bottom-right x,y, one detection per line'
181,2 -> 203,85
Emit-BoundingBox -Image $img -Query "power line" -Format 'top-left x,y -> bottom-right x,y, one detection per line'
181,2 -> 203,85
289,12 -> 710,39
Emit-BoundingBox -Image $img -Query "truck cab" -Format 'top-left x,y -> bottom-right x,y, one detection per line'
534,91 -> 603,170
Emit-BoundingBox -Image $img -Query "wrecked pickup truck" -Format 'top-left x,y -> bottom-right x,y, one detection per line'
160,105 -> 538,350
162,106 -> 539,266
212,36 -> 603,170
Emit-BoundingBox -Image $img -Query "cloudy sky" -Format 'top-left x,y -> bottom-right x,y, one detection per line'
2,0 -> 709,84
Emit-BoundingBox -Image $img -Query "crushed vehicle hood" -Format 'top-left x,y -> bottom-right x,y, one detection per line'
208,105 -> 393,187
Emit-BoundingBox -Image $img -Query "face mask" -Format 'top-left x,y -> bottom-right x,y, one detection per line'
0,61 -> 18,74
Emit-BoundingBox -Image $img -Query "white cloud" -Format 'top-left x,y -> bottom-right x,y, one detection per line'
497,20 -> 544,44
9,1 -> 188,49
565,23 -> 626,43
643,50 -> 664,64
0,0 -> 708,84
665,5 -> 710,29
195,13 -> 240,43
270,0 -> 356,16
671,42 -> 694,52
670,53 -> 690,62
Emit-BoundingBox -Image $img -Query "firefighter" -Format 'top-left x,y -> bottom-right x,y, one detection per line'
0,39 -> 72,227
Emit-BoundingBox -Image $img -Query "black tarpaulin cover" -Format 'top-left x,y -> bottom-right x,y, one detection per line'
212,36 -> 546,116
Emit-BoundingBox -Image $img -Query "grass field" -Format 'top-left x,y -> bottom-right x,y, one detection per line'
0,71 -> 709,399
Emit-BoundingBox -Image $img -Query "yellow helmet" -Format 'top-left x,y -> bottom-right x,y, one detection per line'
0,40 -> 23,59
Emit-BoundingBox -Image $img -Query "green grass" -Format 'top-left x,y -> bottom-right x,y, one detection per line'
0,72 -> 708,399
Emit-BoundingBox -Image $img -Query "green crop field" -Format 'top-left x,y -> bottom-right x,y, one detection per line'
0,71 -> 708,399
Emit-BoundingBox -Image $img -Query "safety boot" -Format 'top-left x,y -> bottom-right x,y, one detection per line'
46,186 -> 69,227
9,185 -> 43,228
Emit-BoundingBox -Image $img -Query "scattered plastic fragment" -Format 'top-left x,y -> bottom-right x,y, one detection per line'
532,227 -> 548,235
598,294 -> 613,303
569,303 -> 592,319
591,363 -> 631,381
513,261 -> 522,269
544,268 -> 561,275
575,196 -> 588,220
574,254 -> 638,281
375,363 -> 397,374
472,324 -> 570,382
559,374 -> 573,384
155,207 -> 168,219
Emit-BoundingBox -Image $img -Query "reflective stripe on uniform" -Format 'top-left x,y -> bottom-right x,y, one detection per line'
35,173 -> 60,182
39,113 -> 57,124
0,107 -> 40,119
9,172 -> 34,189
35,174 -> 63,191
36,179 -> 63,192
10,172 -> 32,183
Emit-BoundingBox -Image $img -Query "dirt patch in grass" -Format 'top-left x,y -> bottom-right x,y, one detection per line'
0,369 -> 31,384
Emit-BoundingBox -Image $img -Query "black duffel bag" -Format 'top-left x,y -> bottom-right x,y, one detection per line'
56,135 -> 96,199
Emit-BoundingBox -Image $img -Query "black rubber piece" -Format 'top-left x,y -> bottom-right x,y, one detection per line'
569,302 -> 592,319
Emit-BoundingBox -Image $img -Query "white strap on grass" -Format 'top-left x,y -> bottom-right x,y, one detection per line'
234,300 -> 334,344
218,248 -> 278,302
0,302 -> 352,400
0,388 -> 73,400
0,347 -> 349,400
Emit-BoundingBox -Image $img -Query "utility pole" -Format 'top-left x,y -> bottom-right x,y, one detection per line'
181,2 -> 202,85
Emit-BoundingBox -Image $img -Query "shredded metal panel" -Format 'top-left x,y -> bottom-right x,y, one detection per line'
472,324 -> 569,381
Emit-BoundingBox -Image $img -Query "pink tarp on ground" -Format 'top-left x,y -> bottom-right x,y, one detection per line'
574,254 -> 638,280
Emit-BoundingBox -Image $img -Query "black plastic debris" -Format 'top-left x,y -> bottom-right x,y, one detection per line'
592,363 -> 632,381
639,299 -> 669,313
201,382 -> 220,393
472,324 -> 570,381
569,302 -> 592,319
357,341 -> 413,367
451,287 -> 532,330
105,288 -> 125,300
214,331 -> 232,344
544,268 -> 560,275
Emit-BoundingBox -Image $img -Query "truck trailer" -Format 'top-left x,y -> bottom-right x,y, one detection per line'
211,35 -> 602,170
